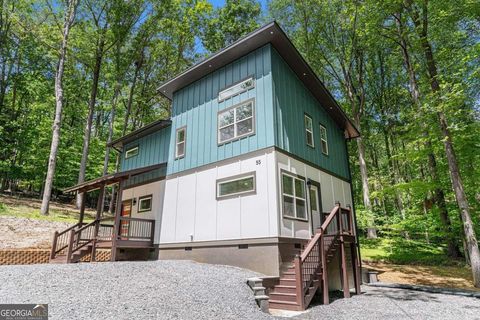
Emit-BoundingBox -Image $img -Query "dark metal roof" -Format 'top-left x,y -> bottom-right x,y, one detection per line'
63,163 -> 167,193
108,119 -> 172,149
157,21 -> 359,138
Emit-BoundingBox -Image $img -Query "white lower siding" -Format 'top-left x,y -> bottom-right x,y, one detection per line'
121,180 -> 165,244
160,149 -> 278,244
276,151 -> 353,239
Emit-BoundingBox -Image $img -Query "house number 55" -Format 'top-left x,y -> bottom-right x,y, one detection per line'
256,160 -> 261,165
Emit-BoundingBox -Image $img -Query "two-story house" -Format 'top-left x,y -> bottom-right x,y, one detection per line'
54,22 -> 361,311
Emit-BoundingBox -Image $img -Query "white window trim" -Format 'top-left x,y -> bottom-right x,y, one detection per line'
125,146 -> 139,159
320,124 -> 329,155
138,195 -> 152,213
217,99 -> 255,145
216,172 -> 256,199
175,126 -> 186,159
281,171 -> 308,221
218,76 -> 255,102
305,114 -> 314,148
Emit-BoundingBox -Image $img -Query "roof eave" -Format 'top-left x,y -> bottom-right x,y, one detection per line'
157,21 -> 360,139
108,119 -> 172,149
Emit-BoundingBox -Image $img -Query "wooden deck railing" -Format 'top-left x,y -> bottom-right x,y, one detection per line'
117,217 -> 155,241
294,204 -> 354,309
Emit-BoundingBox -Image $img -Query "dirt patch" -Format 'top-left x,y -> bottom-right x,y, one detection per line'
0,216 -> 71,249
364,262 -> 480,292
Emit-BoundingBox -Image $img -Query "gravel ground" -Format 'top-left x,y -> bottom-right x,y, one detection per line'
303,286 -> 480,320
1,260 -> 479,320
0,260 -> 271,320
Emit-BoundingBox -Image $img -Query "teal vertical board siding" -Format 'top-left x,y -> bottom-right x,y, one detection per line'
120,126 -> 171,172
271,48 -> 350,180
167,45 -> 275,175
123,167 -> 167,188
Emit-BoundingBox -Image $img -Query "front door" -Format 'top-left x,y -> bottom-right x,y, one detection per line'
120,199 -> 132,238
309,185 -> 321,231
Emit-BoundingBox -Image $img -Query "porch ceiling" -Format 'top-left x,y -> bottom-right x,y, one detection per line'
63,163 -> 166,193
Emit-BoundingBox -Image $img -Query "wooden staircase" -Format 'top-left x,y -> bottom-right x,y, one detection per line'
50,244 -> 94,264
50,217 -> 114,264
269,204 -> 361,311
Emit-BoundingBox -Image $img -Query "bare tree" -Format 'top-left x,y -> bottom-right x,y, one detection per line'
40,0 -> 79,215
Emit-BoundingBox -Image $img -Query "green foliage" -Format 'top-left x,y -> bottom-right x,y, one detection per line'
0,0 -> 478,268
201,0 -> 262,53
360,237 -> 461,266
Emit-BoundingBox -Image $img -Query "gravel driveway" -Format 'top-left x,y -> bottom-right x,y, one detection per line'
1,261 -> 479,320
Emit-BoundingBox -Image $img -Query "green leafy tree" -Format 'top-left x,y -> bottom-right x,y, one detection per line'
201,0 -> 261,53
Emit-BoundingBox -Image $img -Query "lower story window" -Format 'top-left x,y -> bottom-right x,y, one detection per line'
282,172 -> 307,220
217,173 -> 255,199
138,195 -> 152,212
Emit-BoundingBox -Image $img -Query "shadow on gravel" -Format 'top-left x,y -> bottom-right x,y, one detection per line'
364,287 -> 441,303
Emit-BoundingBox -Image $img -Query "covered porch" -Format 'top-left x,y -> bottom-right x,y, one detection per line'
49,164 -> 164,263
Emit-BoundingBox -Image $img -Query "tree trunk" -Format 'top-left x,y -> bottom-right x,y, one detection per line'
394,12 -> 460,257
40,0 -> 78,215
123,54 -> 143,135
355,116 -> 376,239
76,36 -> 105,208
407,1 -> 480,286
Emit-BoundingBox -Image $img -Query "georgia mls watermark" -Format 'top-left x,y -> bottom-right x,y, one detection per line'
0,304 -> 48,320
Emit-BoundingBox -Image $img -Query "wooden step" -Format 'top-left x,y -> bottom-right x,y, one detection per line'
279,278 -> 296,286
269,300 -> 302,311
269,292 -> 297,302
49,255 -> 67,264
282,272 -> 296,279
273,285 -> 297,294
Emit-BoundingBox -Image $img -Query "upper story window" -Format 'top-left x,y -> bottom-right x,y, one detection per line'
282,172 -> 307,220
125,146 -> 139,159
175,127 -> 186,159
320,125 -> 328,155
304,114 -> 314,148
218,99 -> 255,144
218,77 -> 255,102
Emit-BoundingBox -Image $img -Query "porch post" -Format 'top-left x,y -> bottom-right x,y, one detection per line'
78,192 -> 86,225
111,179 -> 125,262
91,184 -> 105,262
338,207 -> 350,298
351,242 -> 362,295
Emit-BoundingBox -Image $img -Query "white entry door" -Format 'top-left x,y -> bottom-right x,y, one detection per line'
309,185 -> 321,231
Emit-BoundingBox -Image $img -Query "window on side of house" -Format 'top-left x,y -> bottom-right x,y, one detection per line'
175,127 -> 186,159
282,173 -> 307,220
217,173 -> 255,199
218,77 -> 255,102
305,114 -> 314,147
218,99 -> 255,144
138,195 -> 152,212
125,146 -> 139,159
320,125 -> 328,155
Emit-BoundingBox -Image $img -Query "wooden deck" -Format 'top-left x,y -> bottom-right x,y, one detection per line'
49,216 -> 155,263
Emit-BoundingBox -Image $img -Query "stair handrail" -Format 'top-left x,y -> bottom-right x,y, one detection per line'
50,222 -> 84,260
296,203 -> 343,309
300,204 -> 341,262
